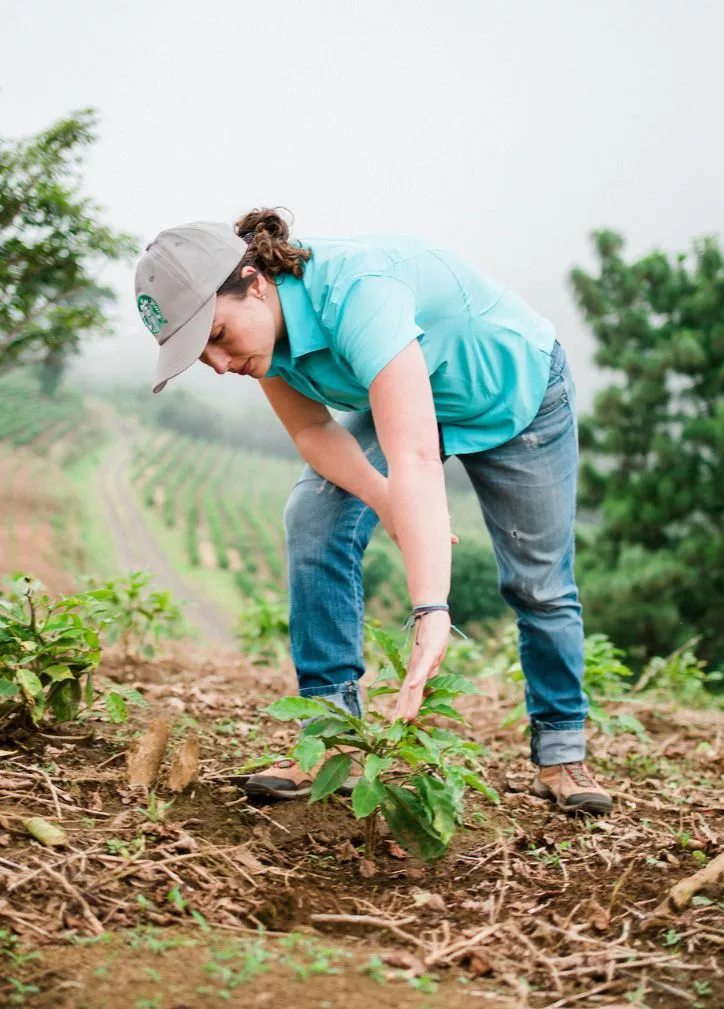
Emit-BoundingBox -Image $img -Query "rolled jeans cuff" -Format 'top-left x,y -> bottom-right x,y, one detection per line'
299,680 -> 363,723
531,720 -> 586,766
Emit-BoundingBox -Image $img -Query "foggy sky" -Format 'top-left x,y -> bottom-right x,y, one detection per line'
3,0 -> 723,411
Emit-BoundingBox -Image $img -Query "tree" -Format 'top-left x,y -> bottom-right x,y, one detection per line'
570,230 -> 724,669
0,109 -> 137,374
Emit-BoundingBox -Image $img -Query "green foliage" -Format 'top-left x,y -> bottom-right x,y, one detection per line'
1,927 -> 42,1004
81,571 -> 184,660
495,622 -> 721,736
1,108 -> 137,374
0,372 -> 91,455
0,575 -> 147,729
236,592 -> 289,665
267,622 -> 498,863
570,231 -> 724,668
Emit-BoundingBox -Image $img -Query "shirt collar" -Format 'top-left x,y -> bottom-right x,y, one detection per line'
275,273 -> 328,360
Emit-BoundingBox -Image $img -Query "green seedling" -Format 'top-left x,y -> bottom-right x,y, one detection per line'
267,622 -> 499,863
135,792 -> 174,824
0,575 -> 149,729
80,570 -> 184,661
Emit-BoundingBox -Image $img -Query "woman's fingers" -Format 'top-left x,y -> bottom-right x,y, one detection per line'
392,610 -> 451,722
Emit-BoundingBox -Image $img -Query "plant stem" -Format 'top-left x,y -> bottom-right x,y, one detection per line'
364,812 -> 378,859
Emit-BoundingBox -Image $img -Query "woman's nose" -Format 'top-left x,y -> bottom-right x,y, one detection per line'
204,346 -> 230,375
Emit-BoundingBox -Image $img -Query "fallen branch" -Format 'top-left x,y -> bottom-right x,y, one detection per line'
310,913 -> 425,949
668,851 -> 724,910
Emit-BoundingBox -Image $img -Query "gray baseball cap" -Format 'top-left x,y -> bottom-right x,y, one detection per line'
135,221 -> 247,393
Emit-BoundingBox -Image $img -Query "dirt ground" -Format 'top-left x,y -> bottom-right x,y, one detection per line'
0,645 -> 722,1009
0,450 -> 78,598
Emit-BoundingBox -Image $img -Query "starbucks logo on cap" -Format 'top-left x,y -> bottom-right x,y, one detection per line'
137,294 -> 168,336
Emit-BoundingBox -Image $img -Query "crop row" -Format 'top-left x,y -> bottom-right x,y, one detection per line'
133,428 -> 412,616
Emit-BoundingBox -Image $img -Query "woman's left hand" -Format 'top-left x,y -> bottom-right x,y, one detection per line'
393,610 -> 451,722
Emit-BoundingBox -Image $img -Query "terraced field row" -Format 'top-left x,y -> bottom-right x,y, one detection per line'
132,429 -> 492,620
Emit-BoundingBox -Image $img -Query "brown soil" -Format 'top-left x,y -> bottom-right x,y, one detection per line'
0,451 -> 77,597
1,646 -> 722,1009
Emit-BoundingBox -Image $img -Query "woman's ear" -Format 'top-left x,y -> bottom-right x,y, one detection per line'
244,268 -> 267,301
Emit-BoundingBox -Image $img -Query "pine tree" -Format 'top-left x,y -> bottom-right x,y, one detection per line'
570,230 -> 724,668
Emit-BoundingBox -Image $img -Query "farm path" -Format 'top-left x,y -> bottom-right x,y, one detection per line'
91,402 -> 237,649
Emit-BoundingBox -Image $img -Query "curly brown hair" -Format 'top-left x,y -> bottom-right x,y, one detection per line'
217,207 -> 312,298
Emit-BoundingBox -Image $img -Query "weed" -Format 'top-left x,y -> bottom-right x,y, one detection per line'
81,570 -> 184,661
135,792 -> 174,824
278,933 -> 348,978
359,954 -> 387,984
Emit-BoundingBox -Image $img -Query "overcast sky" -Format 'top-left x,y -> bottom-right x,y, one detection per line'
3,0 -> 723,410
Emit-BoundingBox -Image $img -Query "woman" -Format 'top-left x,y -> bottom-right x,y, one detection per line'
135,209 -> 611,814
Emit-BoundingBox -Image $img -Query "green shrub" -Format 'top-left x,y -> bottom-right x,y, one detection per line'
80,571 -> 184,660
237,592 -> 289,665
0,576 -> 145,728
267,622 -> 498,863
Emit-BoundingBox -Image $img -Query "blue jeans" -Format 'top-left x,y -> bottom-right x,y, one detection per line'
283,340 -> 588,765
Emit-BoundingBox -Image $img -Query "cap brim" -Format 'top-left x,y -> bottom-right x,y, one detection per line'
152,294 -> 216,394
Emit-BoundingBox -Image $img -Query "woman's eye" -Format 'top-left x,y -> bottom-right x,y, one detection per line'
210,329 -> 223,343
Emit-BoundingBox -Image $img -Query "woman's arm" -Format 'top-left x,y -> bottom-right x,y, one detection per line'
259,377 -> 387,515
367,340 -> 452,720
368,340 -> 451,607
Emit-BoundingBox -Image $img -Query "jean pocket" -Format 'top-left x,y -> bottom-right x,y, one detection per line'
535,373 -> 569,418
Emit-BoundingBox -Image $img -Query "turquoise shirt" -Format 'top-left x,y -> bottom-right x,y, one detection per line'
268,234 -> 556,456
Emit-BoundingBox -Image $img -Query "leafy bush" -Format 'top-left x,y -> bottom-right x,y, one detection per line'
0,576 -> 145,728
495,623 -> 722,739
267,623 -> 498,863
237,593 -> 289,665
81,571 -> 184,660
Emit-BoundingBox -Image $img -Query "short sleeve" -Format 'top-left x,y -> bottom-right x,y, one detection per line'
329,276 -> 424,388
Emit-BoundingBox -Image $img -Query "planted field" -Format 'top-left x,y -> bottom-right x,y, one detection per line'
131,428 -> 494,622
0,631 -> 722,1008
0,374 -> 100,466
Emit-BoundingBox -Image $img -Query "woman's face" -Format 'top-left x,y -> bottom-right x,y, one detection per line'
200,270 -> 277,380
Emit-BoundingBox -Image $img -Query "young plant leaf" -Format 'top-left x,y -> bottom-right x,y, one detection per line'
293,735 -> 326,773
309,753 -> 353,802
299,716 -> 350,738
351,776 -> 384,819
419,697 -> 465,721
413,774 -> 461,844
381,784 -> 447,863
43,664 -> 76,683
364,753 -> 393,782
48,678 -> 81,722
461,771 -> 500,804
426,673 -> 478,695
266,696 -> 329,721
105,691 -> 128,724
364,623 -> 407,679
